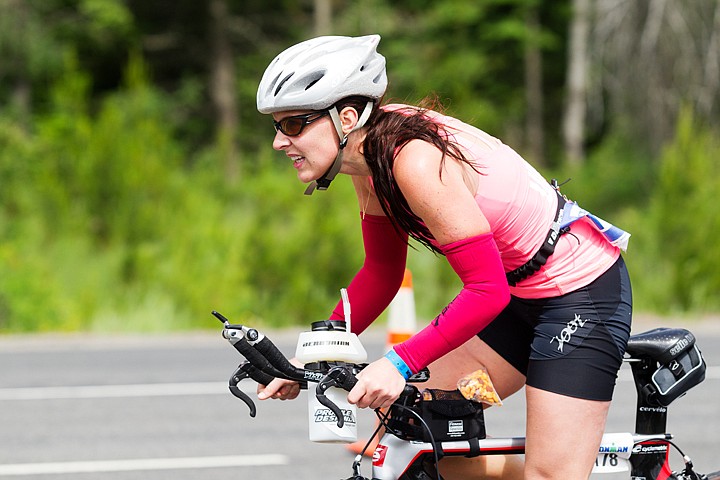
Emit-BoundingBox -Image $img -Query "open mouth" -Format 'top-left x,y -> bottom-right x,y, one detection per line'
289,155 -> 305,168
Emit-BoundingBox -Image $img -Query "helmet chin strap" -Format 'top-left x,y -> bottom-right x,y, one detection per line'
304,100 -> 374,195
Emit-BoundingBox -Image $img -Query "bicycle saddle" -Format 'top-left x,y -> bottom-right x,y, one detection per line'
625,327 -> 696,364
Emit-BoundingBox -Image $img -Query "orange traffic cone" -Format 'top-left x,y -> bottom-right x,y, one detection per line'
385,269 -> 417,350
346,269 -> 417,456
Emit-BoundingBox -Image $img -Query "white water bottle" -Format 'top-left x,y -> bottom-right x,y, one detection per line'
296,290 -> 366,443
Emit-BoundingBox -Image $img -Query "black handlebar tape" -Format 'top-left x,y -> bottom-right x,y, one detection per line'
342,372 -> 358,391
245,362 -> 307,391
230,336 -> 290,380
241,362 -> 275,386
252,336 -> 309,382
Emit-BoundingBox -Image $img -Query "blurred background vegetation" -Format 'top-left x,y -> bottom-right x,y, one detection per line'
0,0 -> 719,333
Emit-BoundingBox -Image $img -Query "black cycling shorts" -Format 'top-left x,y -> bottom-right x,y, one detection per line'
478,256 -> 632,401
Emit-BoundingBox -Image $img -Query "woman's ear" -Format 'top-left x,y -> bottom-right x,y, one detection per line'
339,106 -> 360,135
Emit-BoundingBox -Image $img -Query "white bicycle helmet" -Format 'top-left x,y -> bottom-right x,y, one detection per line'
257,35 -> 387,195
256,34 -> 387,114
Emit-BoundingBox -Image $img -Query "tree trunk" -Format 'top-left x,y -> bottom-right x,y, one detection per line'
697,1 -> 720,119
209,0 -> 239,180
563,0 -> 591,166
314,0 -> 332,36
524,6 -> 545,167
2,0 -> 32,131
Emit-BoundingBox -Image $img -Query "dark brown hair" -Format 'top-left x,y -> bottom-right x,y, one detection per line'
334,96 -> 479,254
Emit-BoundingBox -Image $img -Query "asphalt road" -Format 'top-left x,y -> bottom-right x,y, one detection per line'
1,320 -> 719,480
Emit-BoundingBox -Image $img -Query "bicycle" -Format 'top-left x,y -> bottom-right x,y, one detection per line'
213,310 -> 719,480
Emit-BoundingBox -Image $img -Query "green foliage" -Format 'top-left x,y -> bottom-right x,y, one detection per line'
0,54 -> 368,331
0,53 -> 185,331
640,109 -> 720,312
77,0 -> 135,45
378,0 -> 567,134
0,1 -> 64,82
551,131 -> 656,215
2,1 -> 720,332
227,161 -> 364,325
540,116 -> 720,316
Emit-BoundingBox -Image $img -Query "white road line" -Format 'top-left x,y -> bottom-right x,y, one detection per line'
0,366 -> 717,400
0,455 -> 288,476
0,382 -> 255,400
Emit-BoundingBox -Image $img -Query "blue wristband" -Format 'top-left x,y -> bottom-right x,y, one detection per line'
384,349 -> 413,380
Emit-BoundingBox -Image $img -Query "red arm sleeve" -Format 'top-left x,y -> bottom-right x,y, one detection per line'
329,214 -> 408,335
394,233 -> 510,372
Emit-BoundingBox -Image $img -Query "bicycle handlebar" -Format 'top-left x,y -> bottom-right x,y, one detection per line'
215,310 -> 427,431
215,310 -> 367,426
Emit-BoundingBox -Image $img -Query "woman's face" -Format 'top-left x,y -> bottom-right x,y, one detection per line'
271,110 -> 339,184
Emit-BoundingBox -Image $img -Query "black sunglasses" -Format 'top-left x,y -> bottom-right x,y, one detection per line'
273,111 -> 329,136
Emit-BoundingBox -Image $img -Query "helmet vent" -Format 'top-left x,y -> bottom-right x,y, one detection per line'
267,72 -> 281,96
304,71 -> 325,91
274,72 -> 294,96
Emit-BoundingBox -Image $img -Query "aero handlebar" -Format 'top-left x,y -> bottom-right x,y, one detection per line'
215,311 -> 366,428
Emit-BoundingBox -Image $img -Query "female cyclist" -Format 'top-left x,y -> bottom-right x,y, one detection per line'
254,35 -> 632,480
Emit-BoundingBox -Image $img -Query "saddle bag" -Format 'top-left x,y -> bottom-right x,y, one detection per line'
650,342 -> 706,406
631,328 -> 707,407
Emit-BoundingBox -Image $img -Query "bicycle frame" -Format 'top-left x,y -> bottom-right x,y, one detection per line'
364,330 -> 708,480
369,432 -> 675,479
366,375 -> 675,479
215,313 -> 716,480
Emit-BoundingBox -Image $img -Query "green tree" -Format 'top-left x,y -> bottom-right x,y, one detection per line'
647,109 -> 720,311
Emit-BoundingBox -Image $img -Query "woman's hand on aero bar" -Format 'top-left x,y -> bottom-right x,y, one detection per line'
257,357 -> 303,400
347,356 -> 406,409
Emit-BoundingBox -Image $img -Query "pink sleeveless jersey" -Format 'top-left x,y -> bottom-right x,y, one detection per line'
384,104 -> 620,298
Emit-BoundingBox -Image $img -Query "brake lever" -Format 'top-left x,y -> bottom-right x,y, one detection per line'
316,366 -> 358,428
228,363 -> 260,417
